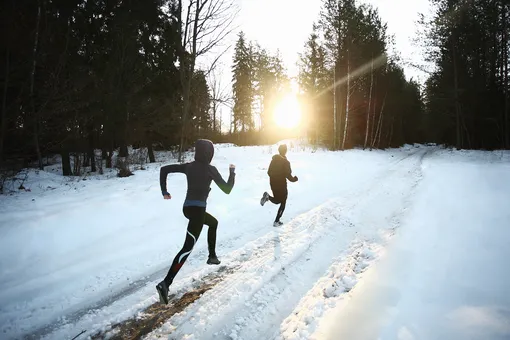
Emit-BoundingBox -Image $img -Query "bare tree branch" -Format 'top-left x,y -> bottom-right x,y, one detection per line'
176,0 -> 239,161
203,44 -> 232,77
195,0 -> 239,56
183,0 -> 195,49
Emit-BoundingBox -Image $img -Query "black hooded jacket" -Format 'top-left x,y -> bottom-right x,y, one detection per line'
267,154 -> 297,187
160,139 -> 235,205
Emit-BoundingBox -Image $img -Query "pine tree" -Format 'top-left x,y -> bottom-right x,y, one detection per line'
298,23 -> 330,145
232,31 -> 254,138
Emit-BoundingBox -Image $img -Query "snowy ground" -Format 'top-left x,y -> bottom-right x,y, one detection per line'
0,142 -> 509,340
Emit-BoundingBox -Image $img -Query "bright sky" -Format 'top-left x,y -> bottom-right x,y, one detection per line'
362,0 -> 433,82
213,0 -> 434,132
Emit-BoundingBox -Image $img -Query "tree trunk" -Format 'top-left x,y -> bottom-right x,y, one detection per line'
387,115 -> 395,148
370,78 -> 377,146
117,122 -> 129,158
341,49 -> 350,150
148,139 -> 155,163
30,0 -> 43,170
177,70 -> 193,163
119,143 -> 129,158
88,125 -> 96,172
333,61 -> 337,150
73,153 -> 82,175
462,116 -> 472,148
219,110 -> 223,136
90,151 -> 96,172
178,93 -> 190,162
0,48 -> 10,162
452,42 -> 462,149
212,100 -> 217,134
373,90 -> 387,148
364,57 -> 374,149
106,138 -> 113,168
503,1 -> 509,148
178,0 -> 200,162
106,152 -> 112,168
230,110 -> 236,135
315,98 -> 320,146
61,145 -> 72,176
83,152 -> 90,167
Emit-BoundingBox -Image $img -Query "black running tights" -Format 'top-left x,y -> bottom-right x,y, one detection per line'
269,195 -> 287,223
164,206 -> 218,285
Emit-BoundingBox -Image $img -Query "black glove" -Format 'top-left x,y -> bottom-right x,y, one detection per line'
294,176 -> 298,181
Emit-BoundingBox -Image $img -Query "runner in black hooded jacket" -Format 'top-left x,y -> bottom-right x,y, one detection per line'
260,144 -> 298,226
156,139 -> 235,304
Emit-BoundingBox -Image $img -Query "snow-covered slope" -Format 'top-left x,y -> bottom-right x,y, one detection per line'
0,143 -> 509,340
316,150 -> 510,340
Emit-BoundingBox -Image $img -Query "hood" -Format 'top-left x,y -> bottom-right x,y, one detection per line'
194,139 -> 214,163
278,144 -> 287,157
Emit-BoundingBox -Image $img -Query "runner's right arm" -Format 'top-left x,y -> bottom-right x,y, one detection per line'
160,163 -> 187,196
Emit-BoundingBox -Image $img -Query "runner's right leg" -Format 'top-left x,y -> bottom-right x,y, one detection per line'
163,206 -> 205,285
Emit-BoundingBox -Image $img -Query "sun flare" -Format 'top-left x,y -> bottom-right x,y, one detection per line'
273,94 -> 302,129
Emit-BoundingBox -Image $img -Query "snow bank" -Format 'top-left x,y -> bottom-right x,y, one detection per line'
317,149 -> 510,340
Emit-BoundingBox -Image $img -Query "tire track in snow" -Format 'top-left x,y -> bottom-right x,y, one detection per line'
206,215 -> 361,340
90,267 -> 236,340
87,202 -> 349,340
144,200 -> 353,340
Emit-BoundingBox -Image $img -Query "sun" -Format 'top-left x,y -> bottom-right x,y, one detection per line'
273,94 -> 302,129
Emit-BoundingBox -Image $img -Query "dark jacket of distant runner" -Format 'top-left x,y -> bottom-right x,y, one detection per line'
267,152 -> 297,200
160,139 -> 235,207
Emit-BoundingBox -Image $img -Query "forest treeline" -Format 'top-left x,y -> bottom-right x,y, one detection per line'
0,0 -> 508,178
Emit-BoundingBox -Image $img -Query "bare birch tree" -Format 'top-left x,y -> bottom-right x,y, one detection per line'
176,0 -> 239,162
341,49 -> 351,150
208,68 -> 233,135
364,57 -> 374,149
372,90 -> 387,148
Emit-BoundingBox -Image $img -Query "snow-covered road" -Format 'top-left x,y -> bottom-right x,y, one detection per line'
1,143 -> 509,340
